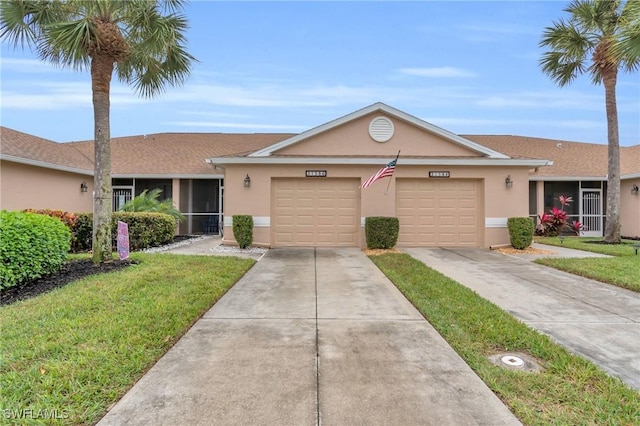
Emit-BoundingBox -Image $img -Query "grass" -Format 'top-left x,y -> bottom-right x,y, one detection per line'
535,237 -> 640,292
0,253 -> 254,425
370,252 -> 640,426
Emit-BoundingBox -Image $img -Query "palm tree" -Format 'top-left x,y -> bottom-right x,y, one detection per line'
120,189 -> 185,222
1,0 -> 195,262
540,0 -> 639,243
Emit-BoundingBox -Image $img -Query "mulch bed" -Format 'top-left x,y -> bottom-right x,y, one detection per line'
1,259 -> 135,306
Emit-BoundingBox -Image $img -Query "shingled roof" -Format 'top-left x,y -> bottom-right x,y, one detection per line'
1,129 -> 292,176
0,127 -> 93,173
2,127 -> 637,178
463,135 -> 640,179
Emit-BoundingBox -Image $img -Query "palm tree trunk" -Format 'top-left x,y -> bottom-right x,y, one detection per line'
91,54 -> 114,263
602,68 -> 621,243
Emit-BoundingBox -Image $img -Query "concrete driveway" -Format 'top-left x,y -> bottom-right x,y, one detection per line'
403,247 -> 640,390
98,248 -> 520,425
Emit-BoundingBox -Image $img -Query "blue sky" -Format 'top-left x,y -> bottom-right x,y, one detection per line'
1,1 -> 638,146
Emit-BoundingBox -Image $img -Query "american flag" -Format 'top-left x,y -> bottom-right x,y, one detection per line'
360,158 -> 397,189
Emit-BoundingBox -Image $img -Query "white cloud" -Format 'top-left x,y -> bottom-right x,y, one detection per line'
0,79 -> 148,110
0,57 -> 67,73
398,67 -> 477,78
475,91 -> 602,110
169,121 -> 306,131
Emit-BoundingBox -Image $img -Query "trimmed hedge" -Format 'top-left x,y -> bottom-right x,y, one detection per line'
365,217 -> 400,249
507,217 -> 534,250
0,211 -> 71,289
113,212 -> 175,251
232,215 -> 253,249
73,212 -> 93,252
69,212 -> 175,252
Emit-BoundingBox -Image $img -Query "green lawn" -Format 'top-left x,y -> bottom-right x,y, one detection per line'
370,252 -> 640,426
0,253 -> 254,425
535,237 -> 640,292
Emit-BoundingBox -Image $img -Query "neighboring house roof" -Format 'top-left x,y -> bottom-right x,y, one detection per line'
68,133 -> 292,176
465,135 -> 640,179
250,102 -> 510,159
1,127 -> 290,177
0,127 -> 94,174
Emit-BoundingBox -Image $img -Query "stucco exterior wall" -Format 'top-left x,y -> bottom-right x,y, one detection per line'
276,112 -> 481,157
621,179 -> 640,238
222,163 -> 530,248
1,161 -> 93,212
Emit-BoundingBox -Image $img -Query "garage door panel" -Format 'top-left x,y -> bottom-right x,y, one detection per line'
396,179 -> 480,247
273,179 -> 359,247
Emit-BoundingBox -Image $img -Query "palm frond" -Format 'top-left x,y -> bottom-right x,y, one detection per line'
116,8 -> 196,98
612,0 -> 640,67
121,189 -> 185,221
539,18 -> 593,86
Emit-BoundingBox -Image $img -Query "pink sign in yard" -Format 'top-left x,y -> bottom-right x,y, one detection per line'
117,221 -> 130,260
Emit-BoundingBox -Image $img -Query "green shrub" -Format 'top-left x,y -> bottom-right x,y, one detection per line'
232,215 -> 253,249
22,208 -> 77,229
69,212 -> 175,252
119,189 -> 185,222
112,212 -> 175,251
365,217 -> 400,249
0,211 -> 71,289
72,212 -> 93,252
507,217 -> 534,249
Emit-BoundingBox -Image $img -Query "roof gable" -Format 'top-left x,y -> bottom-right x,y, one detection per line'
249,103 -> 509,159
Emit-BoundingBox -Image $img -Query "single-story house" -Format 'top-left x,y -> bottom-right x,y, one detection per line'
1,103 -> 638,247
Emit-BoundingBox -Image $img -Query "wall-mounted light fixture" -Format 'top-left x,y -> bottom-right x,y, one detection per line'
80,181 -> 88,193
632,184 -> 639,195
244,174 -> 251,188
505,175 -> 513,189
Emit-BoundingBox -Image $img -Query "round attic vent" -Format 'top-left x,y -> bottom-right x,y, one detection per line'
369,116 -> 394,142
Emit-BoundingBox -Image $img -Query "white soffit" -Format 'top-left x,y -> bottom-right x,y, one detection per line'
206,156 -> 550,167
0,154 -> 93,176
248,102 -> 511,159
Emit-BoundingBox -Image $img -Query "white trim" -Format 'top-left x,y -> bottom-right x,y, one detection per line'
1,154 -> 93,176
485,217 -> 508,228
622,173 -> 640,179
361,217 -> 366,227
207,156 -> 550,167
223,216 -> 270,227
253,216 -> 270,227
248,102 -> 510,159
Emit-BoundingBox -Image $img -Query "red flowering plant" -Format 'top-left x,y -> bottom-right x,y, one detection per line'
536,195 -> 586,237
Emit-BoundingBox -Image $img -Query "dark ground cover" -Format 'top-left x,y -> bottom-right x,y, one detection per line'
1,259 -> 135,306
1,236 -> 200,306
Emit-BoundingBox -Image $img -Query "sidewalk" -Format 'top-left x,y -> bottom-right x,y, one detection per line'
98,248 -> 521,425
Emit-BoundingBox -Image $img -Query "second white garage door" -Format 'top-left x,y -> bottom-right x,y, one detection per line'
396,179 -> 481,247
272,178 -> 360,247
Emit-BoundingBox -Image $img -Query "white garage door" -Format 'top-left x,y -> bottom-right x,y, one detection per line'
396,179 -> 480,247
272,178 -> 360,247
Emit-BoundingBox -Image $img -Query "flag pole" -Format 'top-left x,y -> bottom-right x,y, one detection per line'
384,150 -> 401,195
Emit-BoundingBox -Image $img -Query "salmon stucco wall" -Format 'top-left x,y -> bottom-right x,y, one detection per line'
276,112 -> 481,158
621,180 -> 640,238
1,161 -> 93,212
221,163 -> 531,248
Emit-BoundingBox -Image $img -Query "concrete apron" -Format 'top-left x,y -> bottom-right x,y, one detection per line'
98,248 -> 520,426
403,248 -> 640,391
